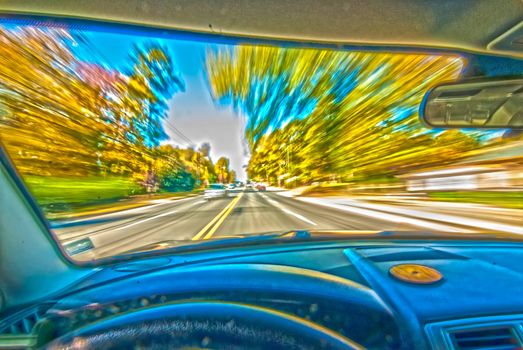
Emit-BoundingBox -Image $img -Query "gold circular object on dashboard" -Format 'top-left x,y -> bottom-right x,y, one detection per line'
389,264 -> 443,284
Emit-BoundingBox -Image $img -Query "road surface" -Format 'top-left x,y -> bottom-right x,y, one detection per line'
51,189 -> 522,260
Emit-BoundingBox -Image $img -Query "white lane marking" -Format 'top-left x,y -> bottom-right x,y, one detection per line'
276,191 -> 294,198
113,209 -> 179,231
58,199 -> 207,241
298,197 -> 468,233
259,193 -> 317,226
149,199 -> 176,204
267,198 -> 279,206
58,196 -> 198,224
281,208 -> 317,225
113,199 -> 205,232
336,199 -> 523,235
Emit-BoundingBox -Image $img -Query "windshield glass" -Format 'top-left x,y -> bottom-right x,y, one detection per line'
0,20 -> 522,262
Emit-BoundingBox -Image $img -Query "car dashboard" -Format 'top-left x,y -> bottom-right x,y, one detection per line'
1,240 -> 523,349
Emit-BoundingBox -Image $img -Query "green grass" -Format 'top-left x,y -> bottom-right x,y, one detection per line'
23,175 -> 145,212
351,176 -> 400,185
428,191 -> 523,209
23,175 -> 204,217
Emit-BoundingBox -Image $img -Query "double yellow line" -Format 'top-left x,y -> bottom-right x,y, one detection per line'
192,193 -> 244,240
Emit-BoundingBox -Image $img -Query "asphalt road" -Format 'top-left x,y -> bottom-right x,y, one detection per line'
53,190 -> 421,260
52,189 -> 523,260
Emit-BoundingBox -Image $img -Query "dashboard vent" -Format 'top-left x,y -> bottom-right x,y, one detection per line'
425,315 -> 523,350
449,326 -> 521,350
0,306 -> 48,335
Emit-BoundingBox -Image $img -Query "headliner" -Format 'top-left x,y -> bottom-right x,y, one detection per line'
0,0 -> 522,58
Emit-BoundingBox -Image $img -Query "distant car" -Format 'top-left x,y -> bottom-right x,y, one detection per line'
204,183 -> 227,200
227,183 -> 236,190
256,184 -> 266,191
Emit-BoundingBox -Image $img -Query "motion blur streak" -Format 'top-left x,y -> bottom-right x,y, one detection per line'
206,46 -> 470,184
0,23 -> 521,261
297,197 -> 469,233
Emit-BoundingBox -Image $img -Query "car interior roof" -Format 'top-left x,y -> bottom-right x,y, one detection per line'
0,0 -> 522,58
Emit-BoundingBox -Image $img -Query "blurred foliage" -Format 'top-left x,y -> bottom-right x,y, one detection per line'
207,46 -> 491,184
24,176 -> 142,210
0,26 -> 226,209
1,25 -> 519,215
214,157 -> 229,183
159,167 -> 195,192
429,191 -> 523,210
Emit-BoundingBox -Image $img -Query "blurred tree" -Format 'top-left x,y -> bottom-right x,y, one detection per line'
229,170 -> 237,183
0,26 -> 203,204
125,43 -> 185,147
0,25 -> 240,213
159,167 -> 195,192
214,157 -> 230,183
199,142 -> 211,158
206,45 -> 486,184
0,27 -> 109,176
152,144 -> 219,191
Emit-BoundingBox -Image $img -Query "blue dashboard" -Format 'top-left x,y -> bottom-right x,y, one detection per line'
2,239 -> 523,349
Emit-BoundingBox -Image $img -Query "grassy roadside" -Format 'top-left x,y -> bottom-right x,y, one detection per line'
25,176 -> 144,207
300,180 -> 403,197
428,191 -> 523,209
299,182 -> 523,209
46,191 -> 201,220
23,176 -> 201,220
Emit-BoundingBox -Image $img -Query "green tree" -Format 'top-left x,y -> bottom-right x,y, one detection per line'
0,27 -> 110,177
206,45 -> 485,184
0,26 -> 191,207
214,157 -> 230,183
199,142 -> 211,158
229,170 -> 237,183
125,43 -> 185,147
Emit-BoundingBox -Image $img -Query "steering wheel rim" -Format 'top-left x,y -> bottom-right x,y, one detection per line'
48,264 -> 401,347
47,301 -> 363,349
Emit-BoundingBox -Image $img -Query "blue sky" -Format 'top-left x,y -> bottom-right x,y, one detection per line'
71,30 -> 248,179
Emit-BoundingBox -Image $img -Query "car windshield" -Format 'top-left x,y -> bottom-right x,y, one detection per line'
0,19 -> 522,262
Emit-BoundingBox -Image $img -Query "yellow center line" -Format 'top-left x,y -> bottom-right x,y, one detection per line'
191,193 -> 244,240
203,193 -> 244,240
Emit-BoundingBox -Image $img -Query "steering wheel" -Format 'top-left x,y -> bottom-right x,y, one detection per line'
46,264 -> 400,348
46,301 -> 363,349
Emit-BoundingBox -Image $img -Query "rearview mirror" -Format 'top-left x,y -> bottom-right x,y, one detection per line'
420,78 -> 523,129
